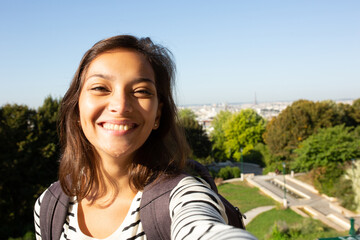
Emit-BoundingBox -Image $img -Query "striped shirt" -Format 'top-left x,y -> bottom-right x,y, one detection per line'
34,176 -> 257,240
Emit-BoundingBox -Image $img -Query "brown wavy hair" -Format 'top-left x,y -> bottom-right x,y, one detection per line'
58,35 -> 189,201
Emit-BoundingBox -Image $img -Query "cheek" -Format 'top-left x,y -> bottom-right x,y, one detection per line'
79,96 -> 101,127
138,100 -> 159,119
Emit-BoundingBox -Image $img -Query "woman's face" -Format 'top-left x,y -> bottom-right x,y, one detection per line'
78,49 -> 162,164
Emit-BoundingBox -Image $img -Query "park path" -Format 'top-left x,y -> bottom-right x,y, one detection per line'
243,206 -> 275,225
246,174 -> 360,232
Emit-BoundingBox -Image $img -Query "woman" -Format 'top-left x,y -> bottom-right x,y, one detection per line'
34,35 -> 257,239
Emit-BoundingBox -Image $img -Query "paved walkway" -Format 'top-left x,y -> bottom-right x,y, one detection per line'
246,174 -> 360,232
243,206 -> 275,225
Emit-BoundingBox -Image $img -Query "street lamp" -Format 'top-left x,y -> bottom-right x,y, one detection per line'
240,148 -> 244,171
240,148 -> 244,180
282,162 -> 287,208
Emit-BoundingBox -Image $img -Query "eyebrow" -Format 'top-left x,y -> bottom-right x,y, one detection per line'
133,78 -> 156,85
86,74 -> 155,85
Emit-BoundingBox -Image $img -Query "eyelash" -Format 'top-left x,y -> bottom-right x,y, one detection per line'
135,89 -> 152,94
90,86 -> 109,92
133,89 -> 154,97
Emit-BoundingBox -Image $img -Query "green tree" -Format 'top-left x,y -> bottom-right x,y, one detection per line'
178,108 -> 197,120
264,99 -> 355,162
0,104 -> 37,238
351,98 -> 360,124
223,109 -> 266,161
292,124 -> 360,171
250,143 -> 281,171
178,109 -> 211,160
294,124 -> 360,209
210,111 -> 232,161
33,96 -> 61,184
0,96 -> 60,239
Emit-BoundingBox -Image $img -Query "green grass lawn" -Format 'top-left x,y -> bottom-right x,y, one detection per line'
218,181 -> 278,212
218,181 -> 347,240
246,208 -> 302,239
247,208 -> 347,240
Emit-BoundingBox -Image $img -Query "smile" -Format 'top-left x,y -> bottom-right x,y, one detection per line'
102,123 -> 136,131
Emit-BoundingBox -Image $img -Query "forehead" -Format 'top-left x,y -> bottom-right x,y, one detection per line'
84,48 -> 155,81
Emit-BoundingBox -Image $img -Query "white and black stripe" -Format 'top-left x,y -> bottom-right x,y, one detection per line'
34,191 -> 146,240
169,176 -> 257,240
34,191 -> 44,239
35,177 -> 256,240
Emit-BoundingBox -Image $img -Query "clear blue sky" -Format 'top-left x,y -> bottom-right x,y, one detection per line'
1,1 -> 359,108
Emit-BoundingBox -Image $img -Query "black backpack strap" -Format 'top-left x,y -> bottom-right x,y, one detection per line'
187,159 -> 218,193
218,194 -> 246,229
140,173 -> 186,240
187,159 -> 246,229
40,181 -> 70,240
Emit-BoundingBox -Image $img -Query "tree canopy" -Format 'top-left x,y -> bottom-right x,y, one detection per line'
0,96 -> 60,238
210,110 -> 232,161
178,108 -> 197,120
292,125 -> 360,171
178,109 -> 211,160
263,99 -> 358,161
223,109 -> 266,161
352,98 -> 360,124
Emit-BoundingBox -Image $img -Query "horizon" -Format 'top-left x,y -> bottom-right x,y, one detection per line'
1,95 -> 356,110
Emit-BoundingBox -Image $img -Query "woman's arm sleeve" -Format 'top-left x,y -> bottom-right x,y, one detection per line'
169,176 -> 257,240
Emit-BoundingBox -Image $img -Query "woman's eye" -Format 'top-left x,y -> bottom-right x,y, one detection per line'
90,86 -> 109,92
133,89 -> 154,98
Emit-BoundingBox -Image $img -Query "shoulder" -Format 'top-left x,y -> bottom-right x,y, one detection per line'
34,182 -> 58,221
169,176 -> 228,221
34,183 -> 54,217
168,176 -> 258,240
170,175 -> 218,200
34,181 -> 69,240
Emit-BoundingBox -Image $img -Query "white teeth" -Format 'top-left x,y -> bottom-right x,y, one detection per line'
103,123 -> 132,131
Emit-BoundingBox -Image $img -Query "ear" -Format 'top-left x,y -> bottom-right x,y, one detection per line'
153,102 -> 163,130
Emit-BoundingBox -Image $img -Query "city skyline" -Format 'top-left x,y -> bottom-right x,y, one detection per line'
0,1 -> 359,108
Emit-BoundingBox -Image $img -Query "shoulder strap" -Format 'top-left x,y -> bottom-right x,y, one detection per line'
140,173 -> 186,240
40,181 -> 70,240
188,159 -> 245,229
187,159 -> 218,192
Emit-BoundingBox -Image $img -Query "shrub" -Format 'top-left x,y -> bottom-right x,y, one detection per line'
218,166 -> 231,179
217,166 -> 241,180
268,218 -> 331,240
231,166 -> 241,178
268,221 -> 290,240
333,177 -> 357,211
310,165 -> 357,210
310,165 -> 343,196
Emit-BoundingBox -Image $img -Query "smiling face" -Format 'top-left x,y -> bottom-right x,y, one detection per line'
78,49 -> 162,165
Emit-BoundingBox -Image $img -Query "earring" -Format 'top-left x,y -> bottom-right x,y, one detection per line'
154,123 -> 158,127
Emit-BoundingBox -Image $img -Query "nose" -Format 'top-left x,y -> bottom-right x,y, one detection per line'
107,91 -> 133,114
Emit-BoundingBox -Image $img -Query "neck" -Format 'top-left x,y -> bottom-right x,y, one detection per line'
100,154 -> 133,187
84,153 -> 136,206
